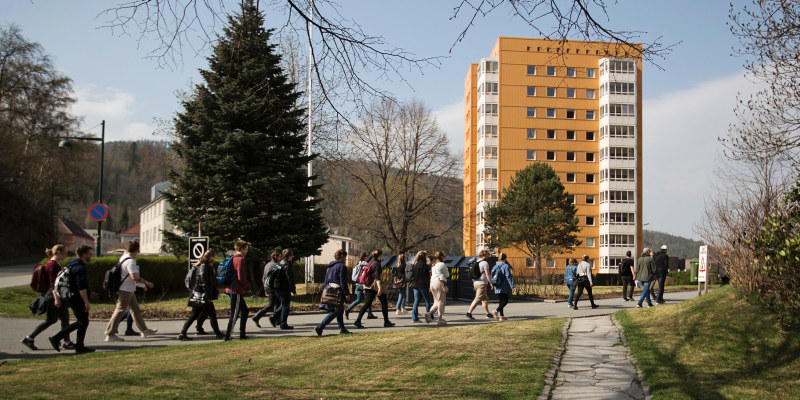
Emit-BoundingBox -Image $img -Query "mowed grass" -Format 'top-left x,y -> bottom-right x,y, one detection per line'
617,285 -> 800,399
0,318 -> 564,399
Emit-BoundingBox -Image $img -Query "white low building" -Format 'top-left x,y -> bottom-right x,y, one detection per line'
138,182 -> 183,255
308,234 -> 364,267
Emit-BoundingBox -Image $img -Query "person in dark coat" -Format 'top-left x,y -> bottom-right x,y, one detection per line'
270,248 -> 297,330
252,250 -> 282,328
315,250 -> 352,336
409,250 -> 432,323
178,250 -> 224,340
49,245 -> 94,354
653,245 -> 670,304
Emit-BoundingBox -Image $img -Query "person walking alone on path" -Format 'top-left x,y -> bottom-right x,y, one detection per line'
178,250 -> 224,341
344,252 -> 375,320
315,249 -> 351,336
491,253 -> 515,321
572,255 -> 599,310
270,248 -> 297,330
104,241 -> 157,342
252,250 -> 281,328
21,244 -> 75,351
620,251 -> 636,301
425,251 -> 450,326
466,250 -> 494,320
224,240 -> 252,340
353,250 -> 394,329
392,254 -> 408,315
653,245 -> 669,304
48,245 -> 95,354
409,251 -> 431,323
564,258 -> 578,308
635,248 -> 656,308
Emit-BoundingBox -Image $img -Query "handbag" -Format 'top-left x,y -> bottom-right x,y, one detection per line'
392,275 -> 405,289
321,284 -> 343,307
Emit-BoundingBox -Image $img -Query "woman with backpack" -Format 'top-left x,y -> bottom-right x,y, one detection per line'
270,248 -> 297,330
315,249 -> 351,336
344,252 -> 375,320
353,249 -> 395,329
409,251 -> 431,323
392,254 -> 408,315
424,251 -> 450,326
564,258 -> 578,308
178,250 -> 224,341
21,244 -> 76,351
491,253 -> 515,321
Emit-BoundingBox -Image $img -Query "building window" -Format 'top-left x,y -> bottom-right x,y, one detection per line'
566,130 -> 575,140
567,88 -> 575,98
567,194 -> 575,204
566,67 -> 575,77
527,86 -> 536,96
526,150 -> 536,160
566,109 -> 575,119
526,128 -> 536,139
609,82 -> 635,95
547,66 -> 556,76
602,125 -> 635,139
599,190 -> 635,204
586,174 -> 595,183
586,152 -> 595,162
599,234 -> 635,248
479,146 -> 498,159
484,82 -> 498,94
547,87 -> 556,97
600,212 -> 636,225
586,110 -> 595,120
586,237 -> 595,247
546,258 -> 556,269
586,131 -> 595,141
480,124 -> 498,138
484,61 -> 498,73
586,194 -> 595,204
479,103 -> 498,116
547,130 -> 556,139
566,152 -> 575,161
586,89 -> 595,99
566,173 -> 575,182
527,107 -> 536,117
480,167 -> 498,181
606,147 -> 635,160
527,65 -> 536,75
586,68 -> 595,78
609,60 -> 635,73
547,151 -> 556,161
547,109 -> 556,118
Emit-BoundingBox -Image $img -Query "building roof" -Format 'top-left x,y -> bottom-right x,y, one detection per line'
120,223 -> 140,236
59,217 -> 94,240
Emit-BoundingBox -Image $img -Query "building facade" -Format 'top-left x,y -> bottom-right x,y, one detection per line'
57,217 -> 94,252
307,234 -> 364,267
463,37 -> 643,276
139,182 -> 182,255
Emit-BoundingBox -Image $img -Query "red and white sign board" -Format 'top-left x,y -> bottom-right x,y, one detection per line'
698,245 -> 708,283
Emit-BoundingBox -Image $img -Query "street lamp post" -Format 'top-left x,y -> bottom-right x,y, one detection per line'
59,120 -> 105,256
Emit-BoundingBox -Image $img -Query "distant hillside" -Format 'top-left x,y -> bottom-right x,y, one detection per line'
643,230 -> 705,259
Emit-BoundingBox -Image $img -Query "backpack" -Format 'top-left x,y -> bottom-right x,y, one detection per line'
468,259 -> 481,280
184,267 -> 195,290
359,260 -> 377,286
30,264 -> 50,293
404,262 -> 413,282
54,266 -> 72,301
215,255 -> 240,286
490,263 -> 504,286
103,256 -> 131,295
351,263 -> 363,283
265,264 -> 282,289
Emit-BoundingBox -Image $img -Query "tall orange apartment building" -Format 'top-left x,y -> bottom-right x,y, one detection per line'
463,37 -> 643,276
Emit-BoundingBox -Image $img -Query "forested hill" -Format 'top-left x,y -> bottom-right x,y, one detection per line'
643,230 -> 705,259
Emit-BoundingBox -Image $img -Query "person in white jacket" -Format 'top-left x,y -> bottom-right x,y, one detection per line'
425,251 -> 450,326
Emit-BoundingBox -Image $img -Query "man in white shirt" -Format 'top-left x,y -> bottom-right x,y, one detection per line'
466,250 -> 494,320
105,241 -> 157,342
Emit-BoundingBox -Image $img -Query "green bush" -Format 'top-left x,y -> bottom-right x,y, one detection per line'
62,256 -> 190,298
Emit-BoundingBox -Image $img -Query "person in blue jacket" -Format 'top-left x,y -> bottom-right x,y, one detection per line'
315,249 -> 351,336
564,258 -> 578,307
491,252 -> 515,321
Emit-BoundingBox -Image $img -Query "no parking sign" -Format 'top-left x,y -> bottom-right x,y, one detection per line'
189,237 -> 209,266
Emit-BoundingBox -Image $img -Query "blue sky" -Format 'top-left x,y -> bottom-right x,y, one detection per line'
5,0 -> 757,241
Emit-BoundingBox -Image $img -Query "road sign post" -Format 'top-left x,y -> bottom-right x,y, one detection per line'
189,237 -> 209,268
698,245 -> 708,295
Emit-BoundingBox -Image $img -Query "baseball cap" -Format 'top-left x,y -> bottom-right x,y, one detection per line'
661,245 -> 668,250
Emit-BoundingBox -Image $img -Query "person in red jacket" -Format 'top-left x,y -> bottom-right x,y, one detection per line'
21,244 -> 75,351
224,240 -> 251,340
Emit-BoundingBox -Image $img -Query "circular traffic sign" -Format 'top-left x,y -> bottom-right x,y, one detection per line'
88,203 -> 109,222
192,242 -> 205,259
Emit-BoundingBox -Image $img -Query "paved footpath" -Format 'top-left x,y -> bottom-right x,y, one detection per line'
548,315 -> 649,400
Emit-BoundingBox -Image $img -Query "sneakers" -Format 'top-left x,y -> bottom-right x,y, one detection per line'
21,337 -> 37,351
395,309 -> 401,315
124,330 -> 140,336
491,310 -> 499,321
279,325 -> 294,330
47,336 -> 61,352
424,312 -> 432,324
486,313 -> 494,319
384,321 -> 395,328
75,346 -> 95,354
636,304 -> 643,308
177,334 -> 192,341
572,306 -> 578,310
314,326 -> 323,336
105,334 -> 124,342
353,321 -> 365,329
367,314 -> 378,319
140,329 -> 158,337
239,335 -> 250,340
194,329 -> 207,336
437,320 -> 447,326
412,319 -> 423,323
215,332 -> 226,339
591,304 -> 599,309
268,316 -> 278,328
344,310 -> 350,320
339,329 -> 352,334
62,341 -> 76,350
567,303 -> 573,308
252,317 -> 262,328
465,313 -> 475,320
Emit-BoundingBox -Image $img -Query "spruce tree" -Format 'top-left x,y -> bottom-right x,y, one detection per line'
164,0 -> 327,265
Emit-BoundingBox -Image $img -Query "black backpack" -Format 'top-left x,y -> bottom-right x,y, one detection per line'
468,259 -> 482,280
265,264 -> 282,289
103,256 -> 131,295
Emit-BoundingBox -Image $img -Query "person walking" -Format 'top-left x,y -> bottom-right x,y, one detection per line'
635,248 -> 656,308
409,251 -> 431,323
21,244 -> 75,351
178,250 -> 225,341
344,252 -> 375,320
392,254 -> 408,315
653,245 -> 669,304
223,240 -> 251,340
315,249 -> 351,336
104,241 -> 157,342
425,251 -> 450,326
48,245 -> 95,354
572,254 -> 599,310
252,250 -> 281,328
466,250 -> 494,320
490,253 -> 515,321
620,251 -> 635,301
564,258 -> 578,308
270,248 -> 297,330
353,249 -> 394,329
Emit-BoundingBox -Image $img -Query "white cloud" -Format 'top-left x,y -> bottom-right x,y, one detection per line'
643,69 -> 761,239
70,86 -> 156,141
433,100 -> 465,155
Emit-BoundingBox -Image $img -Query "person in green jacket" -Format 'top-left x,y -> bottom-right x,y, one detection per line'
634,248 -> 656,308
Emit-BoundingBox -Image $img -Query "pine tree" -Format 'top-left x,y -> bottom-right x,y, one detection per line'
164,0 -> 327,264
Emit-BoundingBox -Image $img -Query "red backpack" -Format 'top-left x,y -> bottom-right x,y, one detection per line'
30,264 -> 50,293
358,260 -> 378,286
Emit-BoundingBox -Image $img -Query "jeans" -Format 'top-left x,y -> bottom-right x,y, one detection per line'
345,285 -> 373,315
182,302 -> 221,335
253,288 -> 278,321
52,297 -> 89,348
411,287 -> 431,321
318,306 -> 345,332
396,285 -> 407,309
225,293 -> 248,338
271,290 -> 292,327
656,271 -> 667,303
566,283 -> 576,305
638,281 -> 652,306
356,289 -> 389,323
621,276 -> 634,300
496,293 -> 510,316
29,298 -> 70,341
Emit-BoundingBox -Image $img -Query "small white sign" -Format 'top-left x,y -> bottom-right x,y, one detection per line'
189,237 -> 209,266
698,245 -> 708,283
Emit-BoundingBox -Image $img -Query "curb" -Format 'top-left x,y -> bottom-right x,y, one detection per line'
537,317 -> 571,400
611,314 -> 653,400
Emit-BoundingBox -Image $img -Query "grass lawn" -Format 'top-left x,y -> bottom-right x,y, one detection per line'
617,285 -> 800,399
0,318 -> 564,399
